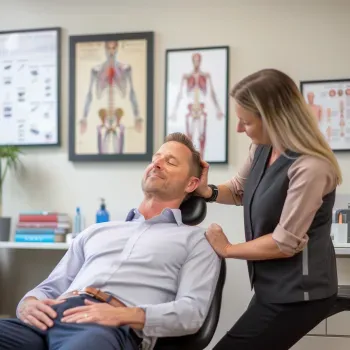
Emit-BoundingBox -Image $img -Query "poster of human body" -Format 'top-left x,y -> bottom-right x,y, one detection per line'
165,46 -> 229,163
69,32 -> 154,162
0,27 -> 61,146
301,79 -> 350,151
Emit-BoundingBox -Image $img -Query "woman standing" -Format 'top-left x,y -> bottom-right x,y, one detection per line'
198,69 -> 342,350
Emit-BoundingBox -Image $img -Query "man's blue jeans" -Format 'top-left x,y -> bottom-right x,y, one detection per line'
0,295 -> 141,350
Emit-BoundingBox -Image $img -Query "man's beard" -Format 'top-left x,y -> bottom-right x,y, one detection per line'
141,179 -> 183,201
141,178 -> 163,195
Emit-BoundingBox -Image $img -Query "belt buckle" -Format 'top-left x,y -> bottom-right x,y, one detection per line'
78,288 -> 94,298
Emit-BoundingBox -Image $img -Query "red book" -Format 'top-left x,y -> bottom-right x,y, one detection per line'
19,213 -> 69,223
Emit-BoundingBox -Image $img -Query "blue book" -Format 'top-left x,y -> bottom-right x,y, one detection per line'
15,234 -> 55,243
15,228 -> 65,235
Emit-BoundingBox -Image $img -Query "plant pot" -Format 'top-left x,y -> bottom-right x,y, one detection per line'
0,217 -> 11,241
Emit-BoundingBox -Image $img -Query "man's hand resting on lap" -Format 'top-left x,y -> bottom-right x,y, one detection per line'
18,297 -> 66,331
61,299 -> 146,329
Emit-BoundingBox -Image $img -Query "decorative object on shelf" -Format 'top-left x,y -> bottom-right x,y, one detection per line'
0,145 -> 22,241
0,27 -> 62,147
68,31 -> 154,162
164,46 -> 230,164
300,78 -> 350,151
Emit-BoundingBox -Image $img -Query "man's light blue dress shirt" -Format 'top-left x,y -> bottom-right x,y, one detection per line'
18,208 -> 221,349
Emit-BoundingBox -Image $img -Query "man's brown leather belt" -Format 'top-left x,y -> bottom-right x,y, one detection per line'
65,287 -> 142,340
67,287 -> 126,308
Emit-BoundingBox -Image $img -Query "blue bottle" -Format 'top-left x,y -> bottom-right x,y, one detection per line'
96,198 -> 110,223
73,207 -> 83,237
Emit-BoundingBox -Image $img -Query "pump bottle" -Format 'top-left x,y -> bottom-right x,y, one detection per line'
96,198 -> 110,223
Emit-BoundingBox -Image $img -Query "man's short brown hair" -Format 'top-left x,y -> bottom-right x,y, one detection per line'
164,132 -> 202,178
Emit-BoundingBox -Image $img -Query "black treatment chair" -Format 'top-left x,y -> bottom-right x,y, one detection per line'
154,195 -> 227,350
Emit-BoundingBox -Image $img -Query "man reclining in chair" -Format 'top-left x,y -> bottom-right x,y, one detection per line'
0,132 -> 221,350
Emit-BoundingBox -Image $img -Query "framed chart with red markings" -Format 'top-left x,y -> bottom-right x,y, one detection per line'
69,31 -> 154,162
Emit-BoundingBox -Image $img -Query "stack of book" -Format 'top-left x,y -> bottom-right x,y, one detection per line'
15,212 -> 71,243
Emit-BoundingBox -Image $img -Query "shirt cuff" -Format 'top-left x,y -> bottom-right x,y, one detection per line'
139,304 -> 161,324
272,224 -> 309,255
138,303 -> 199,338
135,305 -> 159,337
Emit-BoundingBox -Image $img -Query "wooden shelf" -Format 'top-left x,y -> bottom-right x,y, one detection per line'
0,242 -> 69,250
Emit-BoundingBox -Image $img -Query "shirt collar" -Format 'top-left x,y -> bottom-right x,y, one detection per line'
125,208 -> 182,226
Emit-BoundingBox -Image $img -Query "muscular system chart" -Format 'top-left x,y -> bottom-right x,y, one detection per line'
301,79 -> 350,151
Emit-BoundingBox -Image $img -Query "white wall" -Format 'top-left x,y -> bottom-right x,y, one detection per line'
1,0 -> 350,348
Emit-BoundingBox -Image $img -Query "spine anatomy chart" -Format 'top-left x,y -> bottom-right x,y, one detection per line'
79,41 -> 142,154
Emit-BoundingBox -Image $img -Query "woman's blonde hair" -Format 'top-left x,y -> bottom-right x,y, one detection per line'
231,68 -> 342,185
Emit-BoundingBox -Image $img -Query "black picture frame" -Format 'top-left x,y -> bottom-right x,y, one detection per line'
68,31 -> 154,162
164,46 -> 229,164
300,78 -> 350,152
0,27 -> 61,147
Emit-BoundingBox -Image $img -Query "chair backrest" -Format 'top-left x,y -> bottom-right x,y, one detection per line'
155,196 -> 227,350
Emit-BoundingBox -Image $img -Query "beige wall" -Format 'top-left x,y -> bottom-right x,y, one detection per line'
1,0 -> 350,348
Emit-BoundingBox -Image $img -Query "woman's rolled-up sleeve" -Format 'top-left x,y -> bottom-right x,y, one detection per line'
223,143 -> 257,205
272,155 -> 337,256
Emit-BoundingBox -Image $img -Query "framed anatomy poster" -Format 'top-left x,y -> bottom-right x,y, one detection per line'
164,46 -> 229,164
0,27 -> 61,146
300,79 -> 350,151
69,31 -> 154,162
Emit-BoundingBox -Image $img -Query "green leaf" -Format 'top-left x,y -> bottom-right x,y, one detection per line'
0,146 -> 22,195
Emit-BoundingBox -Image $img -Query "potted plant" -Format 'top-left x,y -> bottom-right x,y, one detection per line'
0,145 -> 22,241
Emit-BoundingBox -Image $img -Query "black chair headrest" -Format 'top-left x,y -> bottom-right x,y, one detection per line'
180,196 -> 207,226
